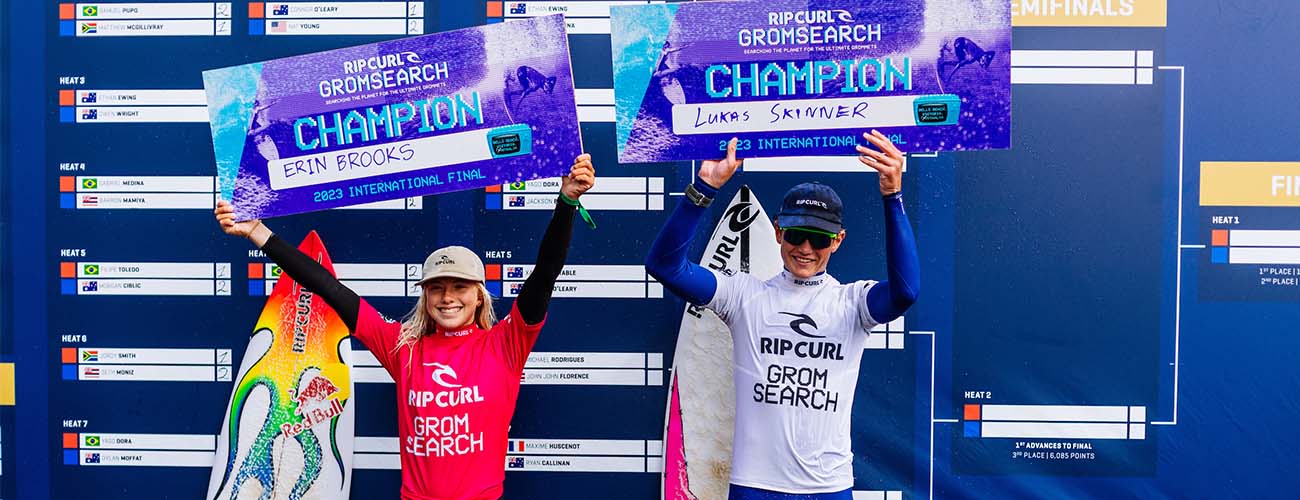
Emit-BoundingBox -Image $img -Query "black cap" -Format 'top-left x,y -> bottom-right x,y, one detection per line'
777,182 -> 843,234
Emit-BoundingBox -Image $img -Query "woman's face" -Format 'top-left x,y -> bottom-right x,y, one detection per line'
422,277 -> 482,331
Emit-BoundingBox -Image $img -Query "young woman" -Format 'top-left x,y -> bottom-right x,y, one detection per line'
215,155 -> 595,500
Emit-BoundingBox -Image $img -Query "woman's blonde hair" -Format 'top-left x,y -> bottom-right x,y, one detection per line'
394,282 -> 497,353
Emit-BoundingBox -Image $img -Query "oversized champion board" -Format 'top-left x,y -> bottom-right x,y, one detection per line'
207,231 -> 355,500
663,186 -> 782,500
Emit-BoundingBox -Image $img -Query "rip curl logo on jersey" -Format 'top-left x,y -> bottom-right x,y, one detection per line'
779,312 -> 823,338
724,202 -> 759,233
424,362 -> 462,388
409,363 -> 485,410
761,312 -> 843,361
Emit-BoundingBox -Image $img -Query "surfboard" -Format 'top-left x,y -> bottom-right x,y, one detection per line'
208,231 -> 355,500
663,186 -> 782,500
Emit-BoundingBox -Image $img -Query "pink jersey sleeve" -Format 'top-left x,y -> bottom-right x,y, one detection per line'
352,299 -> 403,375
491,303 -> 545,374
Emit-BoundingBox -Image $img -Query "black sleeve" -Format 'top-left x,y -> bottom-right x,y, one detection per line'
260,234 -> 361,331
515,200 -> 577,324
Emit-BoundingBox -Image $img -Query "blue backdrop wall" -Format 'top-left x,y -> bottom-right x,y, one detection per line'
3,1 -> 1299,499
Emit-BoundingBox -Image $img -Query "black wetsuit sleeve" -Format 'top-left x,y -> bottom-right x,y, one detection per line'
260,234 -> 361,331
515,200 -> 577,325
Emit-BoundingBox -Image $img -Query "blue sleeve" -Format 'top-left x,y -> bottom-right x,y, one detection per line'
865,192 -> 920,324
645,179 -> 720,306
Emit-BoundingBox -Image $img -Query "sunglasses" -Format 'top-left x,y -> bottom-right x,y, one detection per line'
780,226 -> 837,250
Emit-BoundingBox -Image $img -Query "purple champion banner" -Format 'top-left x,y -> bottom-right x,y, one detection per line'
611,0 -> 1010,163
204,14 -> 581,220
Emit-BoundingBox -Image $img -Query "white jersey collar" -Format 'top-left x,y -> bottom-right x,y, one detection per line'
778,269 -> 833,289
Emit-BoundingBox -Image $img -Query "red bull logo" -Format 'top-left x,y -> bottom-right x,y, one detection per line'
294,375 -> 340,410
282,374 -> 345,437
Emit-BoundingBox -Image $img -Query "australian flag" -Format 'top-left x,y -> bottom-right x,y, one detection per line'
507,267 -> 525,279
81,92 -> 97,103
273,4 -> 289,15
508,457 -> 525,468
84,453 -> 101,464
81,109 -> 98,120
508,196 -> 526,207
509,3 -> 527,15
509,283 -> 524,295
81,281 -> 98,292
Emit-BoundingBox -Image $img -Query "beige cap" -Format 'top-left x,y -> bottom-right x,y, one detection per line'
415,246 -> 485,285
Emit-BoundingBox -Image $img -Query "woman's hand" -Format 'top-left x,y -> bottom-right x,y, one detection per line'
561,153 -> 596,200
215,200 -> 271,246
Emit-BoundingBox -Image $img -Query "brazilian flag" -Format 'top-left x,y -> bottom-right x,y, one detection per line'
509,181 -> 526,191
82,178 -> 98,189
82,6 -> 98,17
84,435 -> 101,447
83,264 -> 100,276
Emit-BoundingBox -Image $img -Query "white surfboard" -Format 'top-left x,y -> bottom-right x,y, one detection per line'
663,186 -> 782,500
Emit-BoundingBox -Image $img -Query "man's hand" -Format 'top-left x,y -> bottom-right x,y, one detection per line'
698,137 -> 743,189
856,130 -> 904,196
561,153 -> 596,200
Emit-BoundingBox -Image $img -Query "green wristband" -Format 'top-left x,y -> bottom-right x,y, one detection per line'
559,193 -> 596,230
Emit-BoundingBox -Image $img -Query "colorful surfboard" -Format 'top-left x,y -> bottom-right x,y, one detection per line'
663,187 -> 782,500
208,231 -> 355,500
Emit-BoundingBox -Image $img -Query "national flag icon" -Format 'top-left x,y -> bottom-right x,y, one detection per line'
273,4 -> 289,16
270,265 -> 283,277
82,178 -> 98,189
81,281 -> 99,292
507,456 -> 525,468
82,6 -> 98,16
82,350 -> 99,362
85,452 -> 101,464
509,440 -> 526,451
81,92 -> 97,103
507,267 -> 524,279
83,367 -> 101,378
270,21 -> 287,32
82,195 -> 99,206
508,181 -> 525,191
81,22 -> 97,34
81,109 -> 98,120
508,196 -> 526,207
83,435 -> 101,447
509,3 -> 527,15
83,264 -> 100,276
509,282 -> 524,295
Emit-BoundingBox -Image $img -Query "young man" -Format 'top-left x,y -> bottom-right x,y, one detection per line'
646,132 -> 920,499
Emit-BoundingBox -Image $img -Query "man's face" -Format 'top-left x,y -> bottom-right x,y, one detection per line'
774,222 -> 844,279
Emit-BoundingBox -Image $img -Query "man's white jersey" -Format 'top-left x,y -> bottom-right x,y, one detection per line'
707,269 -> 879,493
